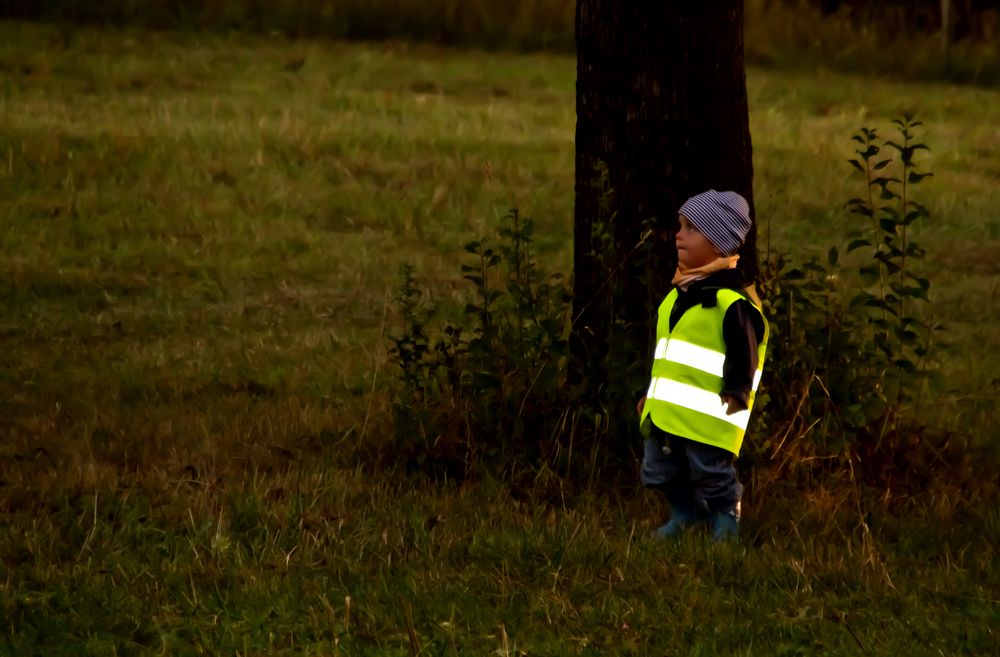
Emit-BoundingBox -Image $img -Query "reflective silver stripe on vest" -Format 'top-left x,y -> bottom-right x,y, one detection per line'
654,339 -> 763,390
646,377 -> 752,429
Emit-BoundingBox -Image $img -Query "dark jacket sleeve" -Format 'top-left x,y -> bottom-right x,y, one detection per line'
721,299 -> 764,409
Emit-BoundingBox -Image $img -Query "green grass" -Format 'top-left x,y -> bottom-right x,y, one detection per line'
4,464 -> 998,656
1,21 -> 999,655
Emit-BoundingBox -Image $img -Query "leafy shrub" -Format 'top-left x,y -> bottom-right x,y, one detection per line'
753,115 -> 949,493
387,210 -> 574,479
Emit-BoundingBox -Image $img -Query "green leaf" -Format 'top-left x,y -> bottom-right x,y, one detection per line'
850,291 -> 878,309
875,332 -> 894,356
880,205 -> 901,220
879,218 -> 899,234
908,171 -> 933,184
847,238 -> 872,252
884,243 -> 904,258
844,403 -> 866,428
864,297 -> 892,312
873,159 -> 892,170
827,246 -> 839,266
859,265 -> 881,286
893,285 -> 929,301
464,241 -> 481,254
848,159 -> 865,173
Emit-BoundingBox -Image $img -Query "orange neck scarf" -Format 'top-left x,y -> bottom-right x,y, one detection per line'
671,255 -> 763,308
672,256 -> 740,289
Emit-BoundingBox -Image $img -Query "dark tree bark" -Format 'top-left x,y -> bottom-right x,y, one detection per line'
572,1 -> 756,411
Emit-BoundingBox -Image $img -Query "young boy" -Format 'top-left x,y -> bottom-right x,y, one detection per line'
636,189 -> 769,542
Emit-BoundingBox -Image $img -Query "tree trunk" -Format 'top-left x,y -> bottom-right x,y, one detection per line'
572,1 -> 756,415
941,0 -> 952,72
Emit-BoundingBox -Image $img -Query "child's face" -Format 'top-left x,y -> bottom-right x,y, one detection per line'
675,213 -> 721,269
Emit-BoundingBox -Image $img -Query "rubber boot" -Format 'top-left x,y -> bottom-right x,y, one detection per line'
654,496 -> 701,540
710,510 -> 739,543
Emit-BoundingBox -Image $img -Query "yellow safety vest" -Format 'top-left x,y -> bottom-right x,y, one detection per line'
639,287 -> 769,455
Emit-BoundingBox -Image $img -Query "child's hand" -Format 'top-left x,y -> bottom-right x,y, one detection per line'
636,396 -> 646,416
720,394 -> 747,415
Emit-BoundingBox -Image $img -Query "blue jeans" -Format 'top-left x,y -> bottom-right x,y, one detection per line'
640,424 -> 742,516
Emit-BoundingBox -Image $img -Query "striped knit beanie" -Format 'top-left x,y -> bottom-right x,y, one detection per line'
678,190 -> 751,257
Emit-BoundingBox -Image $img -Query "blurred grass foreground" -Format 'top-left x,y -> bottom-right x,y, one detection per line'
1,9 -> 999,657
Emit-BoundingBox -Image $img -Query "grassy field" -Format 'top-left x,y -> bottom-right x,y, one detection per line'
2,21 -> 999,656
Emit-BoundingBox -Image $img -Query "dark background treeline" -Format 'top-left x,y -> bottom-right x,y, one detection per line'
1,0 -> 575,48
805,0 -> 999,39
3,1 -> 998,50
